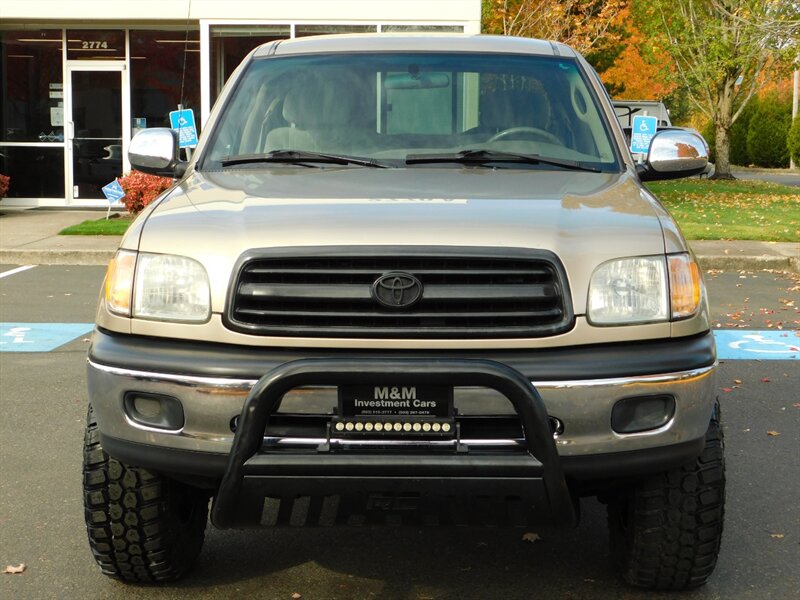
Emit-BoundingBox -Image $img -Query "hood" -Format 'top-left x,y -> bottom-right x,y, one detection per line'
131,167 -> 669,314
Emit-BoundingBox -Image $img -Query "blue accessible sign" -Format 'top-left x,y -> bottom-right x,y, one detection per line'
169,108 -> 198,148
714,330 -> 799,361
0,323 -> 94,352
101,179 -> 125,204
630,115 -> 658,154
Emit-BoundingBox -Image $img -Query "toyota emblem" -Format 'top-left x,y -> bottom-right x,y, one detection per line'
372,272 -> 423,309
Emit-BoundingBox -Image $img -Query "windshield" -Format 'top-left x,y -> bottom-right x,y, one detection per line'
202,52 -> 620,171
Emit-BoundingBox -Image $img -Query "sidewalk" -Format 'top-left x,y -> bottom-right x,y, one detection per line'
1,207 -> 798,272
0,208 -> 122,266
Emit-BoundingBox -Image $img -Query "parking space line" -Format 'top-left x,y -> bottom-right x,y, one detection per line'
0,265 -> 37,279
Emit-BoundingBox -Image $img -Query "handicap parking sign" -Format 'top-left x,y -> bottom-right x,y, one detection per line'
101,179 -> 125,204
630,115 -> 658,154
169,108 -> 198,148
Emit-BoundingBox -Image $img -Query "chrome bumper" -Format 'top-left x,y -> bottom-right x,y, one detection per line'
87,359 -> 716,459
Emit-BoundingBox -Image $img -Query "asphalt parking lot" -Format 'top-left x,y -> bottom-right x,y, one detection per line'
0,265 -> 798,599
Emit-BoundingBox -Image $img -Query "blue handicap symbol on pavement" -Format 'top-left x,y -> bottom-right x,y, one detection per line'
101,179 -> 125,204
0,323 -> 94,352
714,330 -> 799,360
169,108 -> 198,148
630,115 -> 659,154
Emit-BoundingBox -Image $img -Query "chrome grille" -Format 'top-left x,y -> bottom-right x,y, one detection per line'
226,248 -> 572,338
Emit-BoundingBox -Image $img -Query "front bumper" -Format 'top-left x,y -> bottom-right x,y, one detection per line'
88,329 -> 717,486
211,358 -> 576,527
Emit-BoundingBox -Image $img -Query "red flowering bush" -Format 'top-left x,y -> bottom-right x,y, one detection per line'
0,173 -> 10,200
118,170 -> 173,214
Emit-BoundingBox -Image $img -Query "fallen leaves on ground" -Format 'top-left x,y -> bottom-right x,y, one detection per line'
767,431 -> 781,436
770,533 -> 785,539
522,532 -> 541,543
3,564 -> 26,574
291,593 -> 302,599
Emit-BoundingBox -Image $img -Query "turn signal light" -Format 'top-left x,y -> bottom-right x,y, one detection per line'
669,253 -> 702,319
105,249 -> 137,316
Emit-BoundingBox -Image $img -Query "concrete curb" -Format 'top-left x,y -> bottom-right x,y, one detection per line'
0,249 -> 116,266
695,255 -> 799,274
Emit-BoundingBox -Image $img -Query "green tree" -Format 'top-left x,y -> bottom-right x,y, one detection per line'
633,0 -> 800,179
788,115 -> 800,165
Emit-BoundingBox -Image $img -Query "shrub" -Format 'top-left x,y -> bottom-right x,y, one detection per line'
0,173 -> 9,199
118,170 -> 173,214
788,115 -> 800,166
701,98 -> 759,167
746,93 -> 792,168
729,99 -> 758,166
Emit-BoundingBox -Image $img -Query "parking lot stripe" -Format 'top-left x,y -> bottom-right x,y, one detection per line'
0,265 -> 36,279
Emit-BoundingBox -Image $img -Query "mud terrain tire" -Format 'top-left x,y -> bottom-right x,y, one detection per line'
83,406 -> 209,582
607,402 -> 725,590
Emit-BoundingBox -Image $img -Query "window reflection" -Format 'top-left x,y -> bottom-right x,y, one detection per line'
130,31 -> 201,130
0,30 -> 64,142
0,146 -> 65,198
210,25 -> 290,101
295,25 -> 377,37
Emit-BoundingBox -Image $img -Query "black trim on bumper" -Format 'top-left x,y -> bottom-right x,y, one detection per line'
100,432 -> 706,492
89,328 -> 716,381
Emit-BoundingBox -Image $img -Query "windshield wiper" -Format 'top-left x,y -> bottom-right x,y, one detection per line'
221,150 -> 386,168
405,149 -> 601,173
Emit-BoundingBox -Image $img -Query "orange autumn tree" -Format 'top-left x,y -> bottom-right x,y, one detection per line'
601,13 -> 677,100
482,0 -> 627,55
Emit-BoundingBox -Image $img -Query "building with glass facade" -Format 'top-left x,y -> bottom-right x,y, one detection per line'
0,0 -> 480,206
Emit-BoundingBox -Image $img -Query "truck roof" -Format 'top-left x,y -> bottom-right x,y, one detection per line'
255,33 -> 575,59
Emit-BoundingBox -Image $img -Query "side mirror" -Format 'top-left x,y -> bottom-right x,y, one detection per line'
637,129 -> 709,181
128,128 -> 187,178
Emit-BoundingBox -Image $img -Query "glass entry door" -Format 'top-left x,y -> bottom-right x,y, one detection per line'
67,65 -> 125,202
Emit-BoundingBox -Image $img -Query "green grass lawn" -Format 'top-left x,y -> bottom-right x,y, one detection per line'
646,179 -> 799,242
59,215 -> 133,236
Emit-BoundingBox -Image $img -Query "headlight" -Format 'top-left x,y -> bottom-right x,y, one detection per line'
134,253 -> 211,322
588,256 -> 668,325
588,253 -> 703,325
104,250 -> 211,322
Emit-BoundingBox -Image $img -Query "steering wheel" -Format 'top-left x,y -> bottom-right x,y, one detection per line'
488,126 -> 561,145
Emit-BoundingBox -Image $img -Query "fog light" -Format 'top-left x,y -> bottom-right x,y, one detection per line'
124,392 -> 184,430
612,395 -> 675,434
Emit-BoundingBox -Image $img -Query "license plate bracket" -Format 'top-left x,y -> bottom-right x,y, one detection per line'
338,384 -> 453,418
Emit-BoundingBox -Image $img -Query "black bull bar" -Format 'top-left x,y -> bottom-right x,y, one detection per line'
211,358 -> 577,528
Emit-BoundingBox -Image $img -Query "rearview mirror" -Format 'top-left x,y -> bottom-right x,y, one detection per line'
384,72 -> 450,90
128,128 -> 187,178
638,129 -> 709,181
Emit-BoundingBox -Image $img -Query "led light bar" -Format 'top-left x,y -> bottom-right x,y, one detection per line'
330,417 -> 455,437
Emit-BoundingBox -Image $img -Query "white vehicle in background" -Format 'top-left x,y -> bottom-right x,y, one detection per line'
614,100 -> 713,176
613,100 -> 672,128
